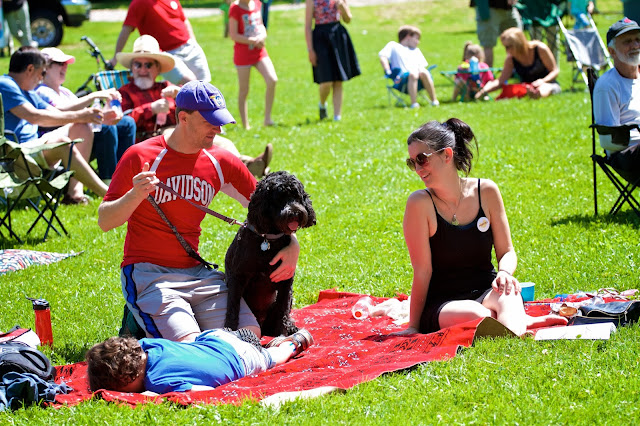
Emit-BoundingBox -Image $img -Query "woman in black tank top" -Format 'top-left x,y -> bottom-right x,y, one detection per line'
476,27 -> 561,100
398,118 -> 567,336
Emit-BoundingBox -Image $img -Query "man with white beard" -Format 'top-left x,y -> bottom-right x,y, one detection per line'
593,18 -> 640,184
117,35 -> 272,177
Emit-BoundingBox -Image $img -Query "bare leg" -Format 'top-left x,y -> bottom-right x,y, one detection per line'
332,81 -> 343,119
484,46 -> 494,68
419,69 -> 438,104
42,142 -> 108,198
318,82 -> 331,106
66,123 -> 94,198
255,56 -> 278,126
407,72 -> 419,105
483,290 -> 567,336
236,66 -> 252,129
439,300 -> 493,330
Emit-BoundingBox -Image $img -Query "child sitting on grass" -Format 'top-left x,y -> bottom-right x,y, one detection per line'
86,329 -> 313,394
452,42 -> 494,102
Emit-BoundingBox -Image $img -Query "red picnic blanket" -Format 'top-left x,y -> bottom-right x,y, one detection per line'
51,289 -> 555,407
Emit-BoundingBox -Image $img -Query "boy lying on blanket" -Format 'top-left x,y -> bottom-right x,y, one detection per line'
86,329 -> 313,394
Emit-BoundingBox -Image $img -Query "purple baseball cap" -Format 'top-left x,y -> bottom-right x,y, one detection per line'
175,81 -> 236,126
606,17 -> 640,45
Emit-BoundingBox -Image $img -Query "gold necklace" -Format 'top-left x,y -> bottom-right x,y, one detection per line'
435,178 -> 464,226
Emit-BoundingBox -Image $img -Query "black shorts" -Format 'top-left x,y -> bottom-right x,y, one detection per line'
419,288 -> 492,334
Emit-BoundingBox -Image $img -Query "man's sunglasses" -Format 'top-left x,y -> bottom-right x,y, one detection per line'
406,147 -> 446,170
132,61 -> 155,69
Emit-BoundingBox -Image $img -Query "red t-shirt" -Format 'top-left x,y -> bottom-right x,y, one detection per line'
124,0 -> 190,51
104,136 -> 256,269
229,0 -> 269,66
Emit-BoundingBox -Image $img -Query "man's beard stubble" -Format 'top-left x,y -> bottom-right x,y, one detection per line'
134,76 -> 154,90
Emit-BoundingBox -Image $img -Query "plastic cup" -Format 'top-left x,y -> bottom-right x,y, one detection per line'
520,282 -> 535,302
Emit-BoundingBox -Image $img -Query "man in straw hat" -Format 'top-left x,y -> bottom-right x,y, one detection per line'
98,81 -> 300,343
117,35 -> 271,177
108,0 -> 210,85
593,17 -> 640,184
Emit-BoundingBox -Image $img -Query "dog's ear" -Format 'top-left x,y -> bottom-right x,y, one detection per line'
247,174 -> 278,233
301,190 -> 316,228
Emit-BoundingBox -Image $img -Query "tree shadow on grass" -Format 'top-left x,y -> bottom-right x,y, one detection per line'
550,210 -> 640,228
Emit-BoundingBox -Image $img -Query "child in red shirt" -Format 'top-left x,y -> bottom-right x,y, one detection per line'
229,0 -> 277,129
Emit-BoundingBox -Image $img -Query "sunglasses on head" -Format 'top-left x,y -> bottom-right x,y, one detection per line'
132,61 -> 155,69
406,147 -> 446,170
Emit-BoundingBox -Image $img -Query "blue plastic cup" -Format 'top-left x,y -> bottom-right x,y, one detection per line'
520,282 -> 535,302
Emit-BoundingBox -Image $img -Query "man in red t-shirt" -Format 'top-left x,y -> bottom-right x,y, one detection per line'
108,0 -> 211,85
98,81 -> 299,342
117,35 -> 272,177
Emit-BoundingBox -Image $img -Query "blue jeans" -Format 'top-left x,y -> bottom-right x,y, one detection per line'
91,115 -> 135,179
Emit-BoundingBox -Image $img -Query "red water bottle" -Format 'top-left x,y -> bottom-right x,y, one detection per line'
27,297 -> 53,346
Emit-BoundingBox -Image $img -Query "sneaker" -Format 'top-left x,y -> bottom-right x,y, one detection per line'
430,100 -> 440,107
410,102 -> 420,109
319,104 -> 328,120
265,328 -> 314,356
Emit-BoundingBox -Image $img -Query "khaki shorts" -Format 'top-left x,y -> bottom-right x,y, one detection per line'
122,262 -> 259,341
476,7 -> 522,48
22,124 -> 72,168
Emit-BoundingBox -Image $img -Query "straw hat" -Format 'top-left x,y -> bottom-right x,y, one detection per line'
116,35 -> 175,73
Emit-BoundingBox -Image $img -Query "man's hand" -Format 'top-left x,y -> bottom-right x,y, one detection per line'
161,85 -> 180,99
132,162 -> 159,200
269,237 -> 300,282
151,98 -> 170,115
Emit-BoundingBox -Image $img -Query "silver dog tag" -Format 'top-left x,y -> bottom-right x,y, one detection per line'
261,240 -> 270,251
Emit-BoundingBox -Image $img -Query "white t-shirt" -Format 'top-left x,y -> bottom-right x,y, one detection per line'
378,41 -> 428,75
593,67 -> 640,151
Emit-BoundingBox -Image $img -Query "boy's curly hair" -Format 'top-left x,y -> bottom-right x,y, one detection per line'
85,337 -> 145,392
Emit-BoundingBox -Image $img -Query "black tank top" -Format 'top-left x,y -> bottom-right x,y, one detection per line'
426,179 -> 496,301
512,46 -> 551,83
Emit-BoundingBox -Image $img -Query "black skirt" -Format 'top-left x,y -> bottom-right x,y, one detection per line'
312,22 -> 361,84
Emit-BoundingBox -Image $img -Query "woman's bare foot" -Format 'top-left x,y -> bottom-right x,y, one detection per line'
264,120 -> 275,127
526,314 -> 568,329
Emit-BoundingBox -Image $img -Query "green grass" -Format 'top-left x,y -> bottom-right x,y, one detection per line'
2,0 -> 639,423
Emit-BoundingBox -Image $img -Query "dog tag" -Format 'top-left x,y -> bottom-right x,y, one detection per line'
261,240 -> 270,251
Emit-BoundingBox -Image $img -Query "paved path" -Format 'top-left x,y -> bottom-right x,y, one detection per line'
91,0 -> 431,22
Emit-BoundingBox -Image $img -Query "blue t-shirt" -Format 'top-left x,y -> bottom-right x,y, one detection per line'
0,74 -> 49,143
140,330 -> 245,393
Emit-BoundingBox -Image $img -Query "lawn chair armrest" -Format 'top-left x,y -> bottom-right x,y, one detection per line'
591,124 -> 639,147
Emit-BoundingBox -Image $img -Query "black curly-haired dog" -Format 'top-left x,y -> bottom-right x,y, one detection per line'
224,171 -> 316,337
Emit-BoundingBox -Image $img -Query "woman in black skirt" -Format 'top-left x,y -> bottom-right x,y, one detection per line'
305,0 -> 360,121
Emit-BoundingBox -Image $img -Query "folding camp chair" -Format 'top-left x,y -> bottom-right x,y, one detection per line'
94,70 -> 130,91
559,14 -> 612,89
385,65 -> 436,107
0,137 -> 77,243
440,66 -> 502,102
587,67 -> 640,218
517,0 -> 565,62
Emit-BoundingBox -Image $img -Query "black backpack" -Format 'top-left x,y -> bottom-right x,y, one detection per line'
0,342 -> 54,382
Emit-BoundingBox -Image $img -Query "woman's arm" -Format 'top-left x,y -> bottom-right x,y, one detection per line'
482,179 -> 519,294
531,41 -> 559,87
400,191 -> 434,333
55,89 -> 122,112
476,56 -> 513,98
305,0 -> 317,66
337,0 -> 352,23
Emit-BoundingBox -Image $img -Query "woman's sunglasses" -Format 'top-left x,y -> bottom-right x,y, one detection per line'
406,147 -> 446,170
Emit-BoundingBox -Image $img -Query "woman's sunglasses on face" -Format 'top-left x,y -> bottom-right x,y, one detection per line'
133,61 -> 155,70
406,147 -> 446,171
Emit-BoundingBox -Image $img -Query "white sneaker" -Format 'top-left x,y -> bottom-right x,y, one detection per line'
431,100 -> 440,107
410,102 -> 420,109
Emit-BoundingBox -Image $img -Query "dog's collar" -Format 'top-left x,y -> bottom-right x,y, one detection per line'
243,222 -> 285,240
244,222 -> 286,251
